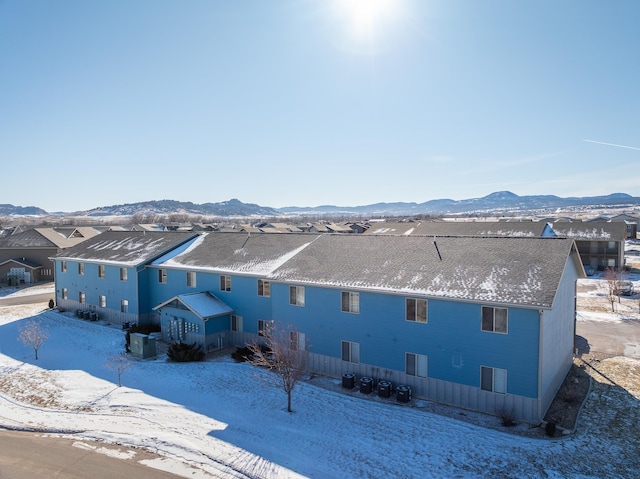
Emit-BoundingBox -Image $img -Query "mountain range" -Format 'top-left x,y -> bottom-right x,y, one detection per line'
1,192 -> 639,218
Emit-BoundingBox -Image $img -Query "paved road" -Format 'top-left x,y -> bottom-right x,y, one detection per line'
0,292 -> 54,307
0,429 -> 187,479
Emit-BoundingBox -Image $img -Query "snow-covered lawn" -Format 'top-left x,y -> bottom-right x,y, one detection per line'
1,284 -> 639,478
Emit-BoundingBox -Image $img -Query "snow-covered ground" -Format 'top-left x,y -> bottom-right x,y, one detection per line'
1,280 -> 639,478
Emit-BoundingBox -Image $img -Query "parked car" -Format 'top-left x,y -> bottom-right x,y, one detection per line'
614,281 -> 634,296
583,265 -> 595,276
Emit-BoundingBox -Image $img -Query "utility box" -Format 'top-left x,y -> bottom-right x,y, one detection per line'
130,333 -> 157,359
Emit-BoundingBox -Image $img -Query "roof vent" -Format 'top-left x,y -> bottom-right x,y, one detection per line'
433,236 -> 442,261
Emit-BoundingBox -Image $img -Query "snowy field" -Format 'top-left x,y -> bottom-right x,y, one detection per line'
1,278 -> 639,478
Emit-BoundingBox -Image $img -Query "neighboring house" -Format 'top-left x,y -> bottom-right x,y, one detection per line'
52,231 -> 199,324
52,231 -> 582,423
608,214 -> 639,239
0,227 -> 102,284
363,221 -> 555,237
550,221 -> 627,271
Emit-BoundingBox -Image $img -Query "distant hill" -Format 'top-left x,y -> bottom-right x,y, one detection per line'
279,191 -> 640,216
76,199 -> 279,217
1,192 -> 639,218
0,204 -> 48,216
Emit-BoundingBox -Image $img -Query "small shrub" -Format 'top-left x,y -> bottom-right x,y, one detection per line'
48,299 -> 55,309
545,420 -> 557,437
231,345 -> 271,362
496,406 -> 517,427
167,342 -> 205,362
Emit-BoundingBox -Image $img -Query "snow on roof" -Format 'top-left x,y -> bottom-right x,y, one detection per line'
159,232 -> 320,275
54,231 -> 199,266
154,291 -> 233,319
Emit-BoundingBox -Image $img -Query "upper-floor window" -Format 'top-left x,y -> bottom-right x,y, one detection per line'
220,275 -> 231,292
78,263 -> 84,275
158,269 -> 167,284
61,261 -> 67,273
120,267 -> 128,281
121,299 -> 129,313
481,366 -> 507,394
99,295 -> 106,308
289,285 -> 305,307
187,271 -> 196,288
98,264 -> 105,278
406,298 -> 427,323
341,291 -> 359,314
341,340 -> 360,363
79,291 -> 85,304
258,279 -> 270,297
406,352 -> 428,378
481,306 -> 508,334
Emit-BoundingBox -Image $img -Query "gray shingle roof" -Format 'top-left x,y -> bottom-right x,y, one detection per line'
161,232 -> 321,275
266,234 -> 577,308
550,221 -> 627,241
54,231 -> 199,266
161,232 -> 577,309
364,221 -> 548,237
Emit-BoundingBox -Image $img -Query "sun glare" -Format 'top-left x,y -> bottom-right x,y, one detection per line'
330,0 -> 405,49
342,0 -> 396,36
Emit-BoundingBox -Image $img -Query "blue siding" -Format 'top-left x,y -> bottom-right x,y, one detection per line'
146,268 -> 272,333
271,283 -> 540,398
54,260 -> 140,314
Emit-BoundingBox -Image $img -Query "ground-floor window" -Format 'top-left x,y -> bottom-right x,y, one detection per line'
258,319 -> 273,337
231,315 -> 243,332
406,352 -> 428,378
341,340 -> 360,363
481,366 -> 507,394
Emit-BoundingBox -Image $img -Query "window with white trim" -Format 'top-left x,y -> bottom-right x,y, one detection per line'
341,340 -> 360,363
79,291 -> 85,304
341,291 -> 359,314
258,320 -> 273,337
220,275 -> 231,292
120,267 -> 128,281
121,299 -> 128,313
289,285 -> 305,306
99,295 -> 106,308
187,271 -> 196,288
61,261 -> 67,273
406,298 -> 427,323
158,269 -> 167,284
78,263 -> 84,275
290,331 -> 306,351
481,366 -> 507,394
406,352 -> 428,378
62,288 -> 67,300
258,279 -> 270,297
98,264 -> 105,278
231,315 -> 243,332
481,306 -> 508,333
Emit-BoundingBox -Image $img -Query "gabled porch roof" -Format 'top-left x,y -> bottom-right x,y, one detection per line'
153,291 -> 233,320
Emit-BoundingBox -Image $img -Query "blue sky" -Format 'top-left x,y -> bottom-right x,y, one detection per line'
1,0 -> 638,212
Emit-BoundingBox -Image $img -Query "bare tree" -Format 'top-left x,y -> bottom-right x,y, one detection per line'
105,353 -> 132,387
18,320 -> 49,360
246,322 -> 309,413
604,267 -> 623,312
